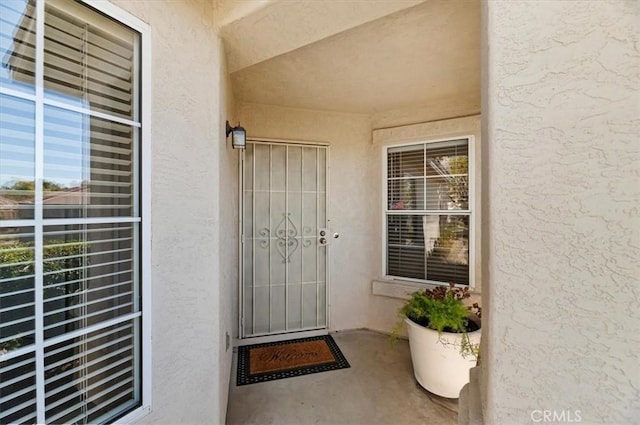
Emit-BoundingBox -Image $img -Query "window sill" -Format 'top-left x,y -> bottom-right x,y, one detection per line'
371,279 -> 428,300
372,279 -> 480,300
113,405 -> 151,424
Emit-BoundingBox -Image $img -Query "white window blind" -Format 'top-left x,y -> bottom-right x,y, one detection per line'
385,138 -> 471,285
0,1 -> 145,423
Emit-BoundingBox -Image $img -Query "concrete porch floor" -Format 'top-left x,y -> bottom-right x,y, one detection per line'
226,330 -> 458,425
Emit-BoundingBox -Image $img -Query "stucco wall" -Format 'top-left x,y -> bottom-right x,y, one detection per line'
482,1 -> 639,423
367,115 -> 482,334
108,1 -> 234,424
236,102 -> 374,332
217,38 -> 238,425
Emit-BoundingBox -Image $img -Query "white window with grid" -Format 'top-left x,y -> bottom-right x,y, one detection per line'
384,137 -> 474,286
0,0 -> 151,423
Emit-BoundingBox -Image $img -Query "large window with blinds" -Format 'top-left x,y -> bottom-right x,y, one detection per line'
384,138 -> 473,286
0,0 -> 149,424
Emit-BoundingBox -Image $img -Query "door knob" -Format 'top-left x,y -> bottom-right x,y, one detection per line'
319,237 -> 327,245
333,233 -> 340,239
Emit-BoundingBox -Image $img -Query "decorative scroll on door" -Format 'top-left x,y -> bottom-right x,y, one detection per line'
257,213 -> 314,263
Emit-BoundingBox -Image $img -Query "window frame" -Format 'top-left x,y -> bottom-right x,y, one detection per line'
382,135 -> 475,288
0,0 -> 152,423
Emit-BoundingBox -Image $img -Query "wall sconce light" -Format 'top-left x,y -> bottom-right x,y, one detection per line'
226,121 -> 246,149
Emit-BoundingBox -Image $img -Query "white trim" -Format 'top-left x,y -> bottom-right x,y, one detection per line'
468,135 -> 476,289
0,217 -> 142,228
42,312 -> 142,348
371,279 -> 423,300
42,98 -> 142,128
381,135 -> 476,288
325,146 -> 331,328
0,344 -> 35,363
371,279 -> 477,302
81,0 -> 156,417
0,1 -> 152,423
383,134 -> 472,150
238,151 -> 245,339
112,405 -> 152,425
85,0 -> 156,416
34,1 -> 45,422
49,0 -> 135,41
284,145 -> 289,331
380,275 -> 471,288
315,150 -> 320,327
300,149 -> 304,328
385,210 -> 471,215
247,137 -> 330,147
0,86 -> 37,102
81,0 -> 151,34
0,220 -> 31,233
0,81 -> 141,131
235,328 -> 328,346
381,144 -> 388,286
139,6 -> 154,420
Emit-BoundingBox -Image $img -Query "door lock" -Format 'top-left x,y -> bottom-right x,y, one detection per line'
318,228 -> 329,245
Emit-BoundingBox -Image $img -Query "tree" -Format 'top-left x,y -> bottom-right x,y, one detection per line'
0,179 -> 64,197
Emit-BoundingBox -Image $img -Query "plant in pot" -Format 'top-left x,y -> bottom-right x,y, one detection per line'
394,283 -> 481,398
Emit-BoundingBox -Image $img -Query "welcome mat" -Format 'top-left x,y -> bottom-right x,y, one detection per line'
236,335 -> 350,385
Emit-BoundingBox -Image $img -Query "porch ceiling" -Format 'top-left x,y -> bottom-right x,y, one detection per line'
227,0 -> 480,117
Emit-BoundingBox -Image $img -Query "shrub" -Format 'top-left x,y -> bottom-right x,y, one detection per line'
401,284 -> 473,333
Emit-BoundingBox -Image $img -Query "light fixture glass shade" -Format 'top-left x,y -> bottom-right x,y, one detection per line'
226,121 -> 246,149
232,127 -> 246,149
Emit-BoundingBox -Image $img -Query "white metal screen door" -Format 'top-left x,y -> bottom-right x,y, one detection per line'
241,141 -> 329,338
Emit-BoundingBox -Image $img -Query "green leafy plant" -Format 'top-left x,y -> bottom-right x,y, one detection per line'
0,240 -> 86,287
391,283 -> 482,361
401,284 -> 480,333
0,239 -> 86,353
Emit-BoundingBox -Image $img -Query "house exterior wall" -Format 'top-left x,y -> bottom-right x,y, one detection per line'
236,102 -> 374,332
482,1 -> 639,423
107,1 -> 235,424
218,41 -> 238,425
367,115 -> 482,334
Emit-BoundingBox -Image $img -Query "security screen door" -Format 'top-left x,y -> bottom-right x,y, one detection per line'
241,141 -> 328,338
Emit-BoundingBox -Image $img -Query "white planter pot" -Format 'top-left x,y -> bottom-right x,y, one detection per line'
405,317 -> 481,398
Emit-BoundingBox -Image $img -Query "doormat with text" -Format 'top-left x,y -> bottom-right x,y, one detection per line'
236,335 -> 350,385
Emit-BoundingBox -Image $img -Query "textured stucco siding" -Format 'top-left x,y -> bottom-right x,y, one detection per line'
236,102 -> 374,332
482,1 -> 640,423
108,1 -> 235,423
217,42 -> 238,425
